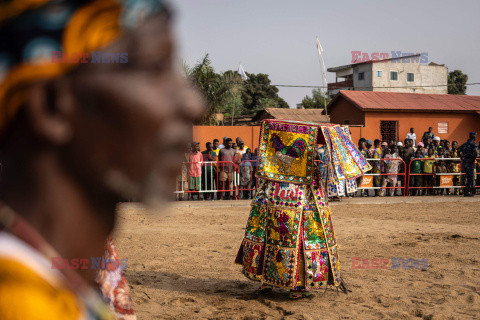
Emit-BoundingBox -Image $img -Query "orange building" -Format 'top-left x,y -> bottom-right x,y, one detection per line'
327,90 -> 480,144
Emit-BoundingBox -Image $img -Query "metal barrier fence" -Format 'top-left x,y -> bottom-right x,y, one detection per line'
237,160 -> 258,199
176,157 -> 479,199
176,160 -> 259,200
360,158 -> 407,196
406,157 -> 480,195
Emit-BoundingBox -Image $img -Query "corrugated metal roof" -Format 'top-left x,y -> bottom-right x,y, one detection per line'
334,91 -> 480,112
261,108 -> 330,123
327,54 -> 425,72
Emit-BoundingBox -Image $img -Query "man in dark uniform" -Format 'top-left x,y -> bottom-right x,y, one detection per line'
459,132 -> 479,196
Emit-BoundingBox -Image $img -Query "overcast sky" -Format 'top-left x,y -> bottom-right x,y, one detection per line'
170,0 -> 480,108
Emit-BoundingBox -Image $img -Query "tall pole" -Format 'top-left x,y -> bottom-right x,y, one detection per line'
316,37 -> 328,116
231,91 -> 235,125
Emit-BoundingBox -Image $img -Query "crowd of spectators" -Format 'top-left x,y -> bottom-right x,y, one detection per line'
177,128 -> 479,200
178,136 -> 259,200
356,127 -> 480,197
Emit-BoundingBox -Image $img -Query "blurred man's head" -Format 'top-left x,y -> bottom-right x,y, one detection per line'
410,128 -> 415,133
428,127 -> 433,132
452,141 -> 458,149
469,132 -> 476,141
374,139 -> 381,148
0,0 -> 205,216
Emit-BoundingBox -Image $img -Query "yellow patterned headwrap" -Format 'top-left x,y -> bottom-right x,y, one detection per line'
0,0 -> 165,136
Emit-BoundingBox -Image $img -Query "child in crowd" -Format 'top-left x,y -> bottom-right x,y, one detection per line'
358,140 -> 369,196
188,142 -> 203,200
372,139 -> 382,196
417,142 -> 427,157
240,149 -> 253,199
434,150 -> 448,195
422,148 -> 435,195
409,150 -> 423,196
402,139 -> 415,164
451,141 -> 459,158
450,157 -> 462,195
251,148 -> 259,189
381,147 -> 401,196
201,142 -> 217,200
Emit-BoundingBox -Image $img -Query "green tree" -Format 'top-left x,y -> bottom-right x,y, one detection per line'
185,55 -> 289,124
241,73 -> 288,114
448,70 -> 468,95
185,54 -> 240,124
301,88 -> 330,109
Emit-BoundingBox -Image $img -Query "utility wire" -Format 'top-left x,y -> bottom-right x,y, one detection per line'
271,82 -> 480,89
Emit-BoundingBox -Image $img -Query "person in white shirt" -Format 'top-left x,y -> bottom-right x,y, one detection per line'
406,128 -> 416,147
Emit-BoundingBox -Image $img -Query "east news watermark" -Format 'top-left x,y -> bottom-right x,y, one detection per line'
52,51 -> 128,64
51,257 -> 128,270
351,257 -> 428,270
351,51 -> 428,64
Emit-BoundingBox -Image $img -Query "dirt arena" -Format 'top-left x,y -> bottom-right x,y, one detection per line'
115,198 -> 480,320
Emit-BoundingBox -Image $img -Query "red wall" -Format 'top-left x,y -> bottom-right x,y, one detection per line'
193,126 -> 261,151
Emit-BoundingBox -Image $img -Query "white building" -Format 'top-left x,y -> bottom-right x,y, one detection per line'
326,54 -> 448,98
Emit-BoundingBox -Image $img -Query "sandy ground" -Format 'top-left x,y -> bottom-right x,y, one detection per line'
114,198 -> 480,320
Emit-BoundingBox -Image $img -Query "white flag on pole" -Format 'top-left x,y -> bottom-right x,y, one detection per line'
316,36 -> 323,54
238,64 -> 248,80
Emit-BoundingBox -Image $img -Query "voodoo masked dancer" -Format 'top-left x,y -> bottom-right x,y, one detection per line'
235,120 -> 371,299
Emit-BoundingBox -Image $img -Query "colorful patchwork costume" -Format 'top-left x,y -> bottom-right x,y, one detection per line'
235,120 -> 370,291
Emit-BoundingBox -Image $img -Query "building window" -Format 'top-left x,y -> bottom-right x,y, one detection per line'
376,71 -> 382,77
358,72 -> 365,80
380,120 -> 398,142
407,73 -> 414,82
438,122 -> 448,134
390,71 -> 398,81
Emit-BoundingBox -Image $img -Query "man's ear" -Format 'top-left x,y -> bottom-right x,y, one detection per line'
26,79 -> 75,145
